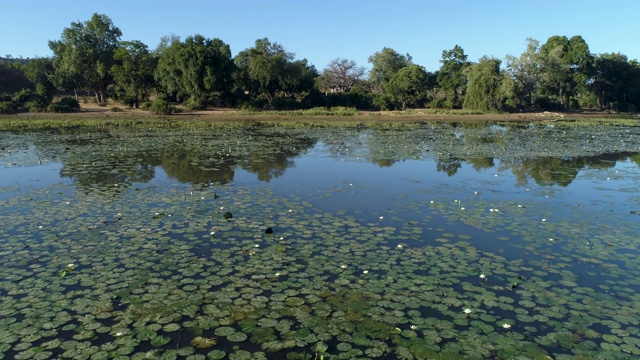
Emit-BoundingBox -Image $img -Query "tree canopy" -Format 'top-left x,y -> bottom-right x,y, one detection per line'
48,13 -> 122,103
2,13 -> 640,114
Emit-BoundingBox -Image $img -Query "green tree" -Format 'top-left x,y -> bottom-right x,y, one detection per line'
22,58 -> 56,101
49,13 -> 122,103
180,35 -> 234,107
155,35 -> 234,107
235,38 -> 316,108
111,41 -> 155,108
590,53 -> 640,111
539,35 -> 592,109
386,65 -> 431,110
367,47 -> 412,94
235,38 -> 293,106
463,56 -> 503,112
154,34 -> 183,101
436,45 -> 470,108
505,38 -> 543,110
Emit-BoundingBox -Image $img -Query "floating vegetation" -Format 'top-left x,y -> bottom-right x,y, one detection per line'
1,121 -> 640,359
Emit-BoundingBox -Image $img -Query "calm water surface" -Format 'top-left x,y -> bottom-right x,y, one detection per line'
1,122 -> 640,359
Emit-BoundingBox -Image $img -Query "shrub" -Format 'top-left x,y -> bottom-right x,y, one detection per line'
149,98 -> 175,115
25,100 -> 48,112
110,107 -> 123,112
184,98 -> 208,111
140,101 -> 152,111
48,97 -> 80,113
0,101 -> 18,114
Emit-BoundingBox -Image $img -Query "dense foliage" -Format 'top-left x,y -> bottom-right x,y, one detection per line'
2,13 -> 640,114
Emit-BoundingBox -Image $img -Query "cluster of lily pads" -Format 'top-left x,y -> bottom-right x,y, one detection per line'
1,121 -> 640,359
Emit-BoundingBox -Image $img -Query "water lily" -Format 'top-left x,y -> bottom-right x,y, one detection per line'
460,207 -> 465,210
363,270 -> 369,274
479,274 -> 486,279
340,265 -> 347,269
463,308 -> 471,314
502,323 -> 512,330
410,325 -> 417,330
397,244 -> 403,249
379,216 -> 384,220
542,218 -> 547,222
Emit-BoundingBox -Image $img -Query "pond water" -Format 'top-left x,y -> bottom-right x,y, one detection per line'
1,121 -> 640,359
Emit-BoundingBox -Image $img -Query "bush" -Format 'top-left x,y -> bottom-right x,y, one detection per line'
141,101 -> 152,111
110,107 -> 123,112
0,101 -> 18,114
184,98 -> 208,111
25,100 -> 48,112
48,97 -> 80,113
149,98 -> 176,115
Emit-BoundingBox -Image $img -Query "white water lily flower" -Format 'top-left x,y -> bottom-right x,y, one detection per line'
479,274 -> 486,279
340,265 -> 347,269
463,308 -> 472,314
397,244 -> 403,249
275,272 -> 280,277
254,244 -> 260,248
67,263 -> 75,268
410,325 -> 417,330
363,270 -> 369,274
502,323 -> 512,329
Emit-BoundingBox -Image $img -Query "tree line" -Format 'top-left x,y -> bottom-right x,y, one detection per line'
1,13 -> 639,114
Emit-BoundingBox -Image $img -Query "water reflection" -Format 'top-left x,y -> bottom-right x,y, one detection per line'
2,123 -> 639,194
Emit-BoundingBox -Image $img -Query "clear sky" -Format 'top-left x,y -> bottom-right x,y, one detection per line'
1,0 -> 638,72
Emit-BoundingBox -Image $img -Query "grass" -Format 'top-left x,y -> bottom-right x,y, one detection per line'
238,106 -> 360,116
0,104 -> 638,131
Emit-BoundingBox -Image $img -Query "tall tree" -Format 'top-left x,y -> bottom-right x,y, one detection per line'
590,53 -> 640,111
367,48 -> 412,93
539,35 -> 592,108
386,65 -> 431,110
22,57 -> 56,101
154,35 -> 183,101
180,35 -> 234,106
111,41 -> 155,108
234,38 -> 313,107
49,13 -> 122,103
463,56 -> 503,112
437,45 -> 470,108
505,38 -> 543,110
318,58 -> 365,93
155,35 -> 234,107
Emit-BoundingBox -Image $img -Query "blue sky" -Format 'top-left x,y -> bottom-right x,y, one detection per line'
1,0 -> 638,72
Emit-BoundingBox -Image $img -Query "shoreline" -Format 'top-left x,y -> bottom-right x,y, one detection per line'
0,106 -> 637,124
